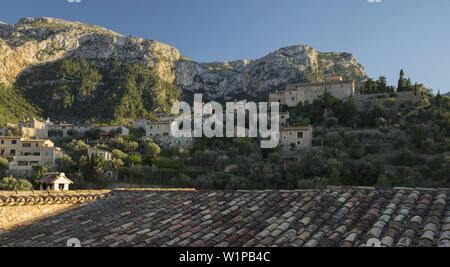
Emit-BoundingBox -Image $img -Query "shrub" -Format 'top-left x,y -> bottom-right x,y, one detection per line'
0,176 -> 33,191
383,98 -> 396,108
376,174 -> 392,187
153,158 -> 181,170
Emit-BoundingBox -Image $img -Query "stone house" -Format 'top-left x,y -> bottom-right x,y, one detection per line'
277,126 -> 313,152
37,172 -> 73,191
0,136 -> 63,176
146,119 -> 194,148
20,118 -> 51,139
270,76 -> 355,107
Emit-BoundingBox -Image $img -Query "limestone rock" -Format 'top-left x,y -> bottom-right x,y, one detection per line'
0,17 -> 368,102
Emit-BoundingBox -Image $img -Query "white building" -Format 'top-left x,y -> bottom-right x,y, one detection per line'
37,172 -> 73,191
88,147 -> 113,161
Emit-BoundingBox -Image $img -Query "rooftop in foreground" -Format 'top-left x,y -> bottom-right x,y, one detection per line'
0,187 -> 449,247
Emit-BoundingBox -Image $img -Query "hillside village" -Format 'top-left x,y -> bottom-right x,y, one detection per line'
1,70 -> 449,191
0,8 -> 450,248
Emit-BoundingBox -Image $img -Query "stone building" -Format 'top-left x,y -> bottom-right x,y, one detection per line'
270,76 -> 355,107
0,136 -> 63,176
20,118 -> 51,139
277,126 -> 313,152
146,119 -> 194,148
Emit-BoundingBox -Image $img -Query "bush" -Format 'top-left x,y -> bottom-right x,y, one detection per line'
170,174 -> 193,187
383,98 -> 396,108
153,158 -> 181,170
376,174 -> 392,187
0,176 -> 33,191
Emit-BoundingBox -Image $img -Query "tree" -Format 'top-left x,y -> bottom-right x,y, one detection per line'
55,155 -> 77,174
329,167 -> 341,185
110,137 -> 139,153
0,157 -> 8,177
65,139 -> 89,162
376,174 -> 392,187
144,139 -> 161,158
398,69 -> 406,91
127,154 -> 143,166
377,76 -> 387,92
112,149 -> 128,160
0,176 -> 33,191
80,154 -> 107,182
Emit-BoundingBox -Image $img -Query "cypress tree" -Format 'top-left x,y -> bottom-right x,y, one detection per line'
397,69 -> 406,91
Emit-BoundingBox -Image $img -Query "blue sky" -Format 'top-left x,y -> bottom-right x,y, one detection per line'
1,0 -> 449,93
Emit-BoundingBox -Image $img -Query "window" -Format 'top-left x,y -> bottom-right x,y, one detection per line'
150,126 -> 153,129
59,184 -> 65,190
1,140 -> 4,144
297,132 -> 304,138
297,141 -> 302,145
23,143 -> 31,147
12,140 -> 17,145
10,149 -> 16,155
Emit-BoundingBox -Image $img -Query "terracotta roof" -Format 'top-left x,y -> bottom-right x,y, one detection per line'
0,187 -> 449,247
0,190 -> 110,206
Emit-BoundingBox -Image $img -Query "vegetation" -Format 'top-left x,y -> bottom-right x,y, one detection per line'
14,57 -> 179,124
0,83 -> 41,125
0,176 -> 33,191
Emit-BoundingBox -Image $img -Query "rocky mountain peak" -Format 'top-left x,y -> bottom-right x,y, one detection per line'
0,17 -> 367,101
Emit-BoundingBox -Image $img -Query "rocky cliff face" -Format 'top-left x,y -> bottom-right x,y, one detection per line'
175,45 -> 367,100
0,17 -> 367,102
0,17 -> 182,86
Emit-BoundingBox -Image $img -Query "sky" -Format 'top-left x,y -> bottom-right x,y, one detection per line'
1,0 -> 449,93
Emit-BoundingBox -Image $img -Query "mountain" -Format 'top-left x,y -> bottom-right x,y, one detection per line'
177,45 -> 367,101
443,92 -> 450,97
0,17 -> 368,124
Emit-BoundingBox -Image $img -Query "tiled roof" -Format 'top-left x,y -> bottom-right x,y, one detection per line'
0,187 -> 449,247
0,190 -> 110,206
37,173 -> 74,184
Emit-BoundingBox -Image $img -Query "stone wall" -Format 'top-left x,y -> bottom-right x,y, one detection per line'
351,91 -> 421,110
0,190 -> 110,230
